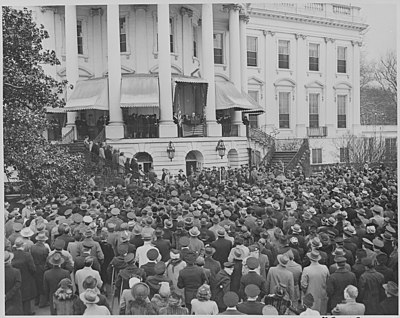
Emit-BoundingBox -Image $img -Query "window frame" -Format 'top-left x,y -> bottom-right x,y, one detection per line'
278,39 -> 290,69
337,46 -> 347,73
309,43 -> 320,72
213,32 -> 224,65
312,148 -> 322,164
193,25 -> 198,58
278,91 -> 291,129
337,94 -> 347,128
339,147 -> 349,162
308,93 -> 320,128
247,36 -> 258,67
119,14 -> 130,54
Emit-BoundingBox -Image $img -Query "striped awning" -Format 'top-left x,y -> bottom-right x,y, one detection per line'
120,75 -> 159,108
172,76 -> 208,84
215,81 -> 264,112
63,77 -> 109,111
46,106 -> 68,113
241,91 -> 265,115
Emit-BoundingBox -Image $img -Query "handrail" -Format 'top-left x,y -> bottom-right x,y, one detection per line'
93,127 -> 106,144
285,138 -> 309,172
261,140 -> 276,167
61,126 -> 75,144
249,127 -> 275,147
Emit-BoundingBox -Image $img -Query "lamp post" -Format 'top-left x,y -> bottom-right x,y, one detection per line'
216,139 -> 226,159
167,141 -> 175,161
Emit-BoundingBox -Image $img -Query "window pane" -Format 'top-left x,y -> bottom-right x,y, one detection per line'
247,52 -> 257,66
279,54 -> 289,69
249,114 -> 258,128
338,46 -> 346,60
214,33 -> 223,49
312,149 -> 322,163
214,48 -> 223,64
337,60 -> 346,73
278,40 -> 289,54
309,94 -> 319,114
309,43 -> 319,57
247,36 -> 257,52
337,95 -> 346,114
279,92 -> 290,128
309,57 -> 319,71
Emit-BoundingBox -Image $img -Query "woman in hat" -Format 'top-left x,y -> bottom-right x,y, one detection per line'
119,277 -> 141,314
80,289 -> 111,315
159,292 -> 189,315
53,278 -> 77,315
150,281 -> 171,312
191,284 -> 219,315
126,282 -> 158,315
5,251 -> 23,315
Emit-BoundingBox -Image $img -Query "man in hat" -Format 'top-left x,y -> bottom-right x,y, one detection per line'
326,254 -> 357,311
204,246 -> 221,281
237,284 -> 265,315
9,222 -> 23,246
243,245 -> 269,280
31,232 -> 50,307
152,228 -> 171,262
135,231 -> 161,267
188,226 -> 205,255
115,253 -> 147,296
146,261 -> 172,299
21,198 -> 35,221
165,249 -> 187,299
331,285 -> 365,315
358,256 -> 385,314
265,254 -> 294,302
177,250 -> 207,311
12,237 -> 37,315
213,261 -> 234,312
301,250 -> 329,314
105,208 -> 124,231
78,229 -> 105,263
219,291 -> 243,315
211,229 -> 233,267
209,215 -> 224,239
239,257 -> 268,301
43,253 -> 71,314
46,238 -> 74,273
5,251 -> 23,315
74,241 -> 101,272
376,253 -> 395,283
379,281 -> 398,315
171,221 -> 189,250
75,257 -> 103,294
141,249 -> 160,277
284,249 -> 302,305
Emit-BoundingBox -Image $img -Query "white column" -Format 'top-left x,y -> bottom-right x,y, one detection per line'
105,4 -> 124,139
181,7 -> 193,76
239,13 -> 249,93
63,5 -> 79,139
227,4 -> 245,136
352,40 -> 362,134
201,4 -> 221,136
158,3 -> 177,137
324,37 -> 336,137
135,6 -> 148,73
295,34 -> 307,138
90,8 -> 104,78
264,30 -> 276,131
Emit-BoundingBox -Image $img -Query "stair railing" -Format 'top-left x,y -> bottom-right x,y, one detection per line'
285,138 -> 309,172
61,126 -> 75,144
93,127 -> 106,144
261,140 -> 276,167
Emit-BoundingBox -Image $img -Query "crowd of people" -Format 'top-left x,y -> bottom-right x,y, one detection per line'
4,162 -> 398,315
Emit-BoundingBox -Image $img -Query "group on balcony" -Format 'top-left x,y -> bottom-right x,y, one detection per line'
124,113 -> 159,139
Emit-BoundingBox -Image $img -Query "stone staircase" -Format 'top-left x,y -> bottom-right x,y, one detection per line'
67,140 -> 86,154
269,151 -> 297,169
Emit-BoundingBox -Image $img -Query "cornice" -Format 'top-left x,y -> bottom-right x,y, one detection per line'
249,8 -> 368,32
351,40 -> 363,47
295,33 -> 307,40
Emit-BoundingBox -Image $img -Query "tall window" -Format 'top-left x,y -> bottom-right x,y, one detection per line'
309,43 -> 319,71
120,17 -> 127,53
337,46 -> 347,73
279,92 -> 290,128
337,95 -> 347,128
247,36 -> 258,67
278,40 -> 290,69
309,93 -> 319,128
193,26 -> 198,57
169,18 -> 174,53
312,148 -> 322,164
77,20 -> 83,55
385,138 -> 397,161
340,147 -> 349,162
248,90 -> 259,128
213,33 -> 223,64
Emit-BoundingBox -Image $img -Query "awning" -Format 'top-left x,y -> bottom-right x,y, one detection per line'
241,91 -> 265,115
120,75 -> 159,108
172,76 -> 208,84
215,81 -> 264,112
64,77 -> 109,111
46,106 -> 67,113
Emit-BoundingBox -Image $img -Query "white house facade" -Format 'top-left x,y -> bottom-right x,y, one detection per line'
25,3 -> 395,174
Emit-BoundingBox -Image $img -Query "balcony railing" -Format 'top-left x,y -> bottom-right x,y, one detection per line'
125,124 -> 159,139
307,126 -> 327,137
333,4 -> 351,15
222,124 -> 239,137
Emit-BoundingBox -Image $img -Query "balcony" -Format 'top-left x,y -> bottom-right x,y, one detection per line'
222,123 -> 240,137
307,126 -> 327,138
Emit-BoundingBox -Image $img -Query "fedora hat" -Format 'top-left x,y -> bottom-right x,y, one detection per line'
291,224 -> 302,234
4,251 -> 14,263
383,281 -> 398,297
332,248 -> 346,257
189,226 -> 200,237
35,232 -> 49,241
343,225 -> 356,236
381,231 -> 394,241
48,253 -> 65,266
204,246 -> 216,256
302,211 -> 312,220
21,227 -> 34,238
277,254 -> 289,267
310,237 -> 322,248
307,250 -> 321,262
232,247 -> 245,260
80,289 -> 100,304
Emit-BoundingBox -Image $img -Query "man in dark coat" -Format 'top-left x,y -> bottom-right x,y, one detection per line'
211,229 -> 232,266
177,250 -> 207,312
12,237 -> 37,315
213,261 -> 234,312
43,253 -> 71,315
239,257 -> 268,301
379,281 -> 398,315
5,251 -> 23,315
357,257 -> 385,315
219,292 -> 245,315
326,256 -> 357,311
237,284 -> 265,315
30,232 -> 50,307
152,228 -> 171,262
376,253 -> 395,283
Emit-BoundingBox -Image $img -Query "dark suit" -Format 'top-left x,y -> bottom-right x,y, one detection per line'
379,296 -> 398,315
214,269 -> 231,311
43,267 -> 71,315
211,238 -> 232,266
327,267 -> 357,311
30,242 -> 49,305
358,269 -> 385,315
5,264 -> 23,315
239,271 -> 268,301
153,238 -> 171,262
177,264 -> 207,311
237,300 -> 265,315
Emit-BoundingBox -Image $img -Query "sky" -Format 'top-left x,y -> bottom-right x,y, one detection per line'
354,1 -> 397,62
